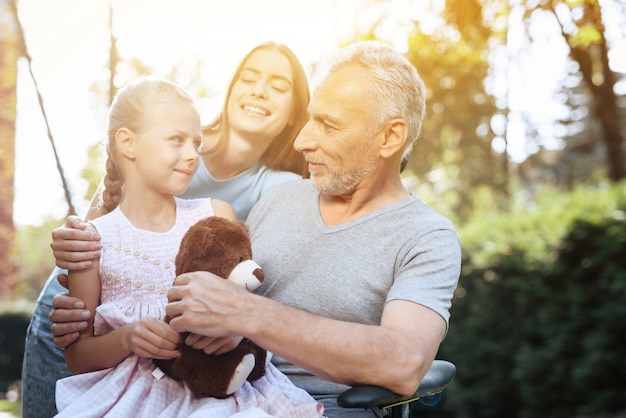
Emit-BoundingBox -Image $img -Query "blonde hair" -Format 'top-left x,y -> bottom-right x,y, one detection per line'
203,42 -> 310,178
101,76 -> 196,214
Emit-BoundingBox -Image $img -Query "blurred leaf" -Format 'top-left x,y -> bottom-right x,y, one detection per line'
570,24 -> 603,49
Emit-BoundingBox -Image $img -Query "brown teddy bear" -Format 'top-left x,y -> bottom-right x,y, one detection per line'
154,216 -> 267,398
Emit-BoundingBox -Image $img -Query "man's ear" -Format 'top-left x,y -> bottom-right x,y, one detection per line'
379,118 -> 408,159
115,128 -> 136,160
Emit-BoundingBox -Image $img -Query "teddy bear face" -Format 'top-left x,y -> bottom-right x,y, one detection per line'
175,217 -> 254,279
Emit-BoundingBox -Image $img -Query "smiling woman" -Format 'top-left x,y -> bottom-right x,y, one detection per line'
13,0 -> 354,226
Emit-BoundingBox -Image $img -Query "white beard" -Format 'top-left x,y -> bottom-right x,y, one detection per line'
310,146 -> 378,195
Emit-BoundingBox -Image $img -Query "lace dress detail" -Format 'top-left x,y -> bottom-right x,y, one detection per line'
93,197 -> 213,336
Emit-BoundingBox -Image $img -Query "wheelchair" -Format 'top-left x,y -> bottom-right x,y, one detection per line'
337,360 -> 456,418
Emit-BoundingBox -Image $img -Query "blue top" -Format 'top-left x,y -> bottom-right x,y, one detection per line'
180,157 -> 300,221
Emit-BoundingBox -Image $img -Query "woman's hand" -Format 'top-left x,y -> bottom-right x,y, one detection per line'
49,293 -> 91,348
51,215 -> 102,270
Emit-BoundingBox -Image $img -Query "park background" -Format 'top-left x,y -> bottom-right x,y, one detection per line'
1,0 -> 625,417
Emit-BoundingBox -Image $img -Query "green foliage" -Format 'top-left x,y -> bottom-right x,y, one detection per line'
457,181 -> 625,266
439,181 -> 626,418
0,301 -> 33,397
570,24 -> 603,48
81,142 -> 104,202
15,217 -> 63,301
0,399 -> 21,417
404,17 -> 501,222
349,0 -> 506,222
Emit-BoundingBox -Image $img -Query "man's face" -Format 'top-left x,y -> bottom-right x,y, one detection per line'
294,64 -> 380,195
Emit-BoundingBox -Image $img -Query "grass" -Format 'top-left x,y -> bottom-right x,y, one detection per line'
0,399 -> 21,417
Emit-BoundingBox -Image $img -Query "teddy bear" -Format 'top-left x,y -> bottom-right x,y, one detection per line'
154,216 -> 267,398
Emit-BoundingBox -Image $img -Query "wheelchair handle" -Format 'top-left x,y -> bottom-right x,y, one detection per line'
336,359 -> 456,409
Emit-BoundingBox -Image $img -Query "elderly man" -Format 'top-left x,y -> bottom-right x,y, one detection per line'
49,41 -> 461,417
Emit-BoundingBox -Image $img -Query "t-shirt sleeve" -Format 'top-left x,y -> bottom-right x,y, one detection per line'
386,226 -> 461,330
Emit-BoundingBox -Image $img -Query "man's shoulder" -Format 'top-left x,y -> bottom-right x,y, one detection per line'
400,196 -> 458,235
248,179 -> 312,222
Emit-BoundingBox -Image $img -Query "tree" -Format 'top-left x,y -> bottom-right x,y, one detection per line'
539,0 -> 625,181
0,0 -> 19,299
345,0 -> 625,222
343,0 -> 508,221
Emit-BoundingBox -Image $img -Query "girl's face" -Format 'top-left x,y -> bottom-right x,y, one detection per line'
133,101 -> 202,195
227,48 -> 295,143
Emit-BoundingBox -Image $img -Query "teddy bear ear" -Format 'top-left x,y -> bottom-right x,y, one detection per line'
175,218 -> 216,275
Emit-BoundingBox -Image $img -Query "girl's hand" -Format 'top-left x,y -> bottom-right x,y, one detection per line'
127,317 -> 182,359
184,334 -> 243,355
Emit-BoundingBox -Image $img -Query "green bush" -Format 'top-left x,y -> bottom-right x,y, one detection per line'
16,217 -> 63,301
0,302 -> 33,393
438,182 -> 626,418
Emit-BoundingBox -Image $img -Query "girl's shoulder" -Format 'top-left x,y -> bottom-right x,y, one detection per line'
210,198 -> 236,220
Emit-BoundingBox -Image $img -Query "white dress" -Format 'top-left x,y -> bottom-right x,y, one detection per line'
55,197 -> 324,418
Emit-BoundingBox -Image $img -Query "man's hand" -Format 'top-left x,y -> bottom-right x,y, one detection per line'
49,293 -> 90,348
51,215 -> 102,270
165,271 -> 254,339
166,274 -> 247,354
184,334 -> 243,355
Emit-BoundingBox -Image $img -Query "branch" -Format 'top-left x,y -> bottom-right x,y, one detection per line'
9,0 -> 76,216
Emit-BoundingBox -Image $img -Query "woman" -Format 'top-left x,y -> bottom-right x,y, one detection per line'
21,41 -> 311,418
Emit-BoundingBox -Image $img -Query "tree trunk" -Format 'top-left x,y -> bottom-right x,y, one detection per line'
0,0 -> 19,298
571,41 -> 625,181
552,0 -> 625,181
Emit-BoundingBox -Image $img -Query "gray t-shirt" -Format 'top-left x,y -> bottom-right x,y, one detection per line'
247,180 -> 461,413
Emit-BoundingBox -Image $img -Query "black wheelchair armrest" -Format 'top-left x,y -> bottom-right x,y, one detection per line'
336,360 -> 456,409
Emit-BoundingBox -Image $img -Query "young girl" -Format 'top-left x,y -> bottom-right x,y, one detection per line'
22,42 -> 312,417
54,76 -> 323,418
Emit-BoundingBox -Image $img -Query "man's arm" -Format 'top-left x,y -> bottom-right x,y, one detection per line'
257,297 -> 444,396
166,272 -> 446,396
